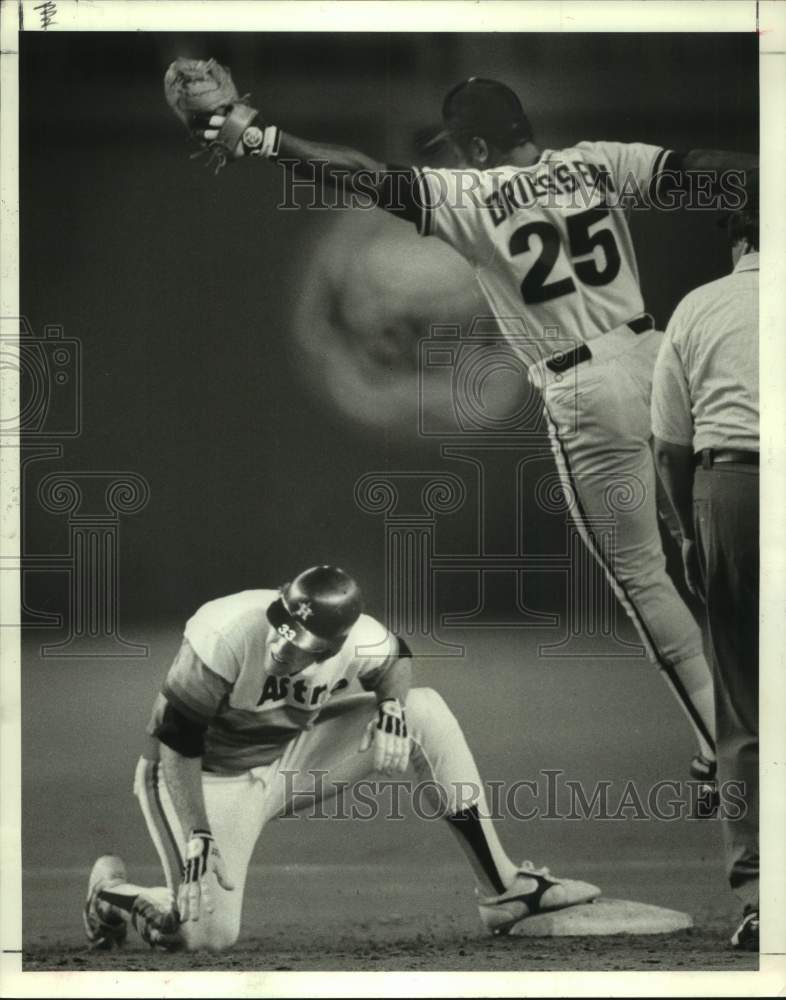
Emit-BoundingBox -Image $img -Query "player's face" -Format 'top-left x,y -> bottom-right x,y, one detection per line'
265,626 -> 317,676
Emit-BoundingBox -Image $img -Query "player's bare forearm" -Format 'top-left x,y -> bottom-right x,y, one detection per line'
653,437 -> 695,540
372,657 -> 412,706
683,149 -> 758,173
159,743 -> 211,838
276,131 -> 386,183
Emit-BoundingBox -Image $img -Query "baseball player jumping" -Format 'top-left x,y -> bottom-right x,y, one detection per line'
164,63 -> 758,789
84,566 -> 599,952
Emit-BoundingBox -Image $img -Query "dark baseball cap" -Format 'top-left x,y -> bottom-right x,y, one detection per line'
425,78 -> 533,150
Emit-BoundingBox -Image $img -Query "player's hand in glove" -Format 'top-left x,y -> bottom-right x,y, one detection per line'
360,699 -> 411,774
178,829 -> 235,923
163,57 -> 269,172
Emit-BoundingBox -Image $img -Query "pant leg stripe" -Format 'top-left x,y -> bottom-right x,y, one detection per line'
137,758 -> 183,887
152,761 -> 184,877
545,408 -> 714,749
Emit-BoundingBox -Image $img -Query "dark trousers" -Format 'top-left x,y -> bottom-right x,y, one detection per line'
693,464 -> 759,907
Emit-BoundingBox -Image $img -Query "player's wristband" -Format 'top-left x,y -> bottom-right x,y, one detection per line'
377,699 -> 407,736
241,124 -> 281,160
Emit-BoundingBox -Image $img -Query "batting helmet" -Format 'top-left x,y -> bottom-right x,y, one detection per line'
426,77 -> 533,152
266,565 -> 363,655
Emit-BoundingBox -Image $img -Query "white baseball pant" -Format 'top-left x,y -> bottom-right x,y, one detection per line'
540,326 -> 715,757
134,687 -> 507,951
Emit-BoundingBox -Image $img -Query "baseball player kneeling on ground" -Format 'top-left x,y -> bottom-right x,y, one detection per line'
83,565 -> 599,952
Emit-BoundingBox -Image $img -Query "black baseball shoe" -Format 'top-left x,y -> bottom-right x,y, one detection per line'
731,906 -> 759,951
477,861 -> 600,936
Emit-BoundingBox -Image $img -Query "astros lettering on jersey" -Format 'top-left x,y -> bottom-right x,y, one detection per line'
145,590 -> 400,774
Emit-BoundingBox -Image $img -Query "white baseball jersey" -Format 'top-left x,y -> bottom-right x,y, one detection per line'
413,141 -> 671,363
651,252 -> 759,452
146,589 -> 400,773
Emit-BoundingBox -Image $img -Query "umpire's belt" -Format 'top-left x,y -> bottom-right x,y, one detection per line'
694,448 -> 759,469
545,315 -> 654,375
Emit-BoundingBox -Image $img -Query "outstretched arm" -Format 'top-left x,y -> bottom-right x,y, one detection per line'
203,116 -> 386,177
681,149 -> 758,172
276,131 -> 386,177
201,116 -> 420,212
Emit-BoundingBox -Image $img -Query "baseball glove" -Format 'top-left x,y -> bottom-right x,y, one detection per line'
163,57 -> 259,172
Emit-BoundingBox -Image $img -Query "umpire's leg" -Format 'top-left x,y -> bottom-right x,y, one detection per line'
693,463 -> 759,907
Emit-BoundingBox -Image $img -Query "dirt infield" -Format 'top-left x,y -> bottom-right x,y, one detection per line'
21,928 -> 756,974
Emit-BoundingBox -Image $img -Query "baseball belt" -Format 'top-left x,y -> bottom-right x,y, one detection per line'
545,314 -> 654,375
694,448 -> 759,469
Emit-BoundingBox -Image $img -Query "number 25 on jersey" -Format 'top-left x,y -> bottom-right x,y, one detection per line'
510,206 -> 622,305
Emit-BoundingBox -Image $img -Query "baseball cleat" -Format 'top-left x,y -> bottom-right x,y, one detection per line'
131,887 -> 181,950
690,753 -> 720,818
83,855 -> 129,950
477,861 -> 601,936
730,906 -> 759,952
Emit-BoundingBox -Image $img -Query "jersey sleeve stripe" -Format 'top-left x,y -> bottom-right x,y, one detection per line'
650,147 -> 672,200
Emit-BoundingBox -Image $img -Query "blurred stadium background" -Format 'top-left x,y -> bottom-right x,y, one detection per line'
19,31 -> 757,964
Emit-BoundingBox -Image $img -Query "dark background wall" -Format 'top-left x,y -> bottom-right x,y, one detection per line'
20,32 -> 758,625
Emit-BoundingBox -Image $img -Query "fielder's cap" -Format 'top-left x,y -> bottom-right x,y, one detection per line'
425,77 -> 533,151
266,565 -> 363,655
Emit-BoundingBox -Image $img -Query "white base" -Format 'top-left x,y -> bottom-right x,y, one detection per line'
508,898 -> 693,937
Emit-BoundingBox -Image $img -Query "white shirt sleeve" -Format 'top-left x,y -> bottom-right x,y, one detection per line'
417,166 -> 487,263
184,616 -> 240,685
575,140 -> 672,207
651,314 -> 694,447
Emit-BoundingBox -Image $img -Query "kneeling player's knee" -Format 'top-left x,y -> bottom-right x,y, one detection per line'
208,927 -> 240,953
183,914 -> 240,953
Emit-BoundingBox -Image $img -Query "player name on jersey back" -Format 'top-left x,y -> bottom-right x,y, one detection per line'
481,158 -> 615,226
